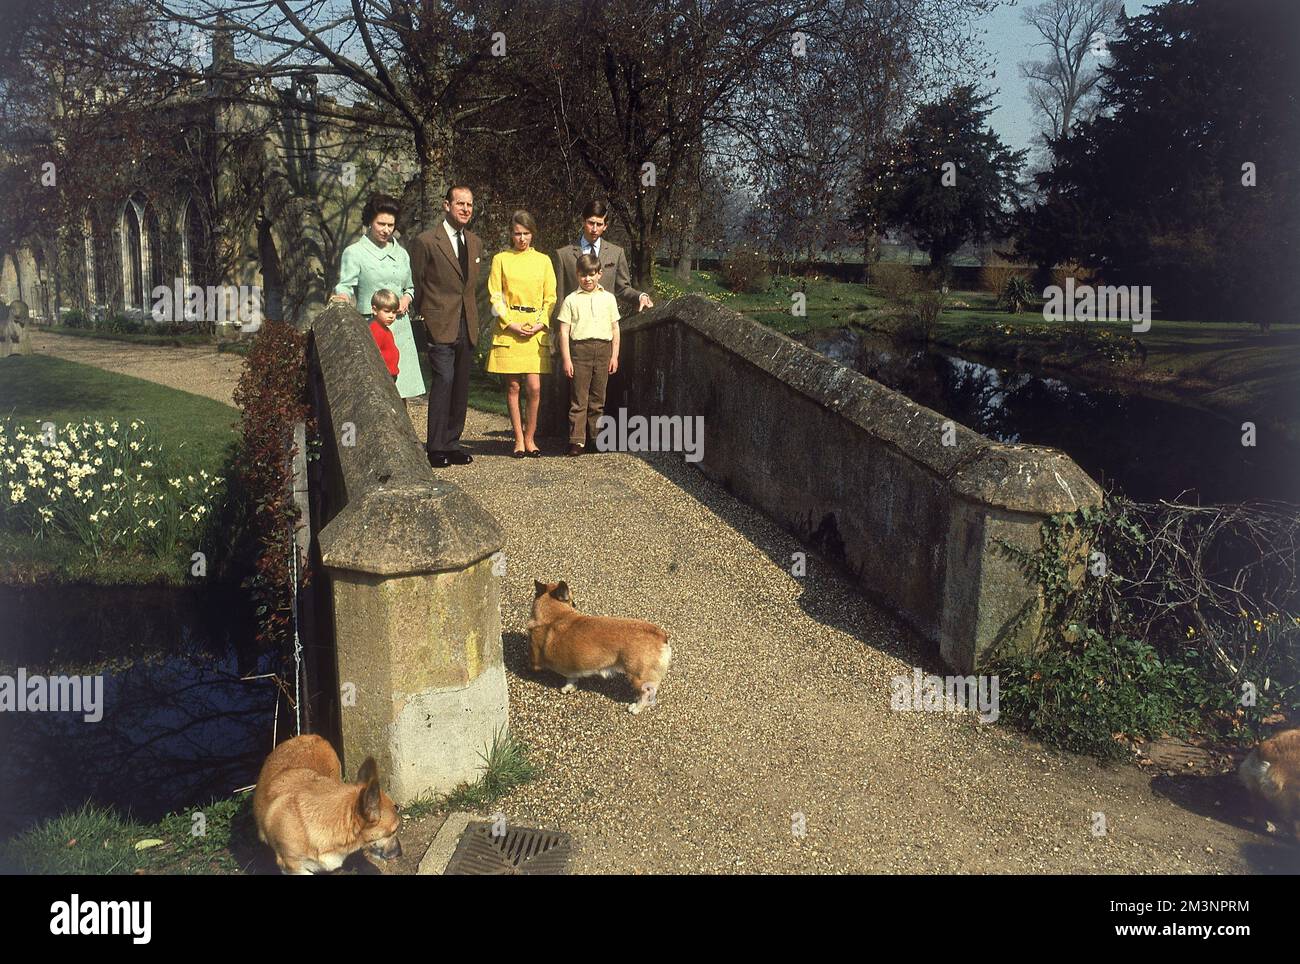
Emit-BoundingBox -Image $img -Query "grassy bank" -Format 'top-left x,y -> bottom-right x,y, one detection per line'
934,299 -> 1300,430
0,354 -> 238,583
469,359 -> 509,416
654,272 -> 1300,430
2,730 -> 537,874
655,269 -> 887,337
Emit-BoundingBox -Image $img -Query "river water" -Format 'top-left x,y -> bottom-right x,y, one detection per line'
797,328 -> 1300,505
0,586 -> 277,841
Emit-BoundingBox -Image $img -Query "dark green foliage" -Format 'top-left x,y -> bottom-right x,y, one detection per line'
992,498 -> 1300,759
1013,0 -> 1300,323
996,629 -> 1205,761
1001,275 -> 1033,314
861,86 -> 1025,277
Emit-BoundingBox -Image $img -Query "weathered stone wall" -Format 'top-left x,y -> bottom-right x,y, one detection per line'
612,295 -> 1103,672
308,302 -> 507,801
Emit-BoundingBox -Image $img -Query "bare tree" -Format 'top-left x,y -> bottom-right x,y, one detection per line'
0,0 -> 192,315
1019,0 -> 1123,144
520,0 -> 824,289
728,0 -> 1002,278
99,1 -> 534,232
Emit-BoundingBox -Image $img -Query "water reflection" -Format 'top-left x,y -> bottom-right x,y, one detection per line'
0,589 -> 279,840
799,328 -> 1300,504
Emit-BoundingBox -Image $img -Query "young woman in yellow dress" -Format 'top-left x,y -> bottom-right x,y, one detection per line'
487,210 -> 557,457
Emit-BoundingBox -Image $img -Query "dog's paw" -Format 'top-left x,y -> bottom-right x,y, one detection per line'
627,701 -> 643,715
560,682 -> 576,694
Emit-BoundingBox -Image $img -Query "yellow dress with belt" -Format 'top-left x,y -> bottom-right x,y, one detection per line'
486,248 -> 557,374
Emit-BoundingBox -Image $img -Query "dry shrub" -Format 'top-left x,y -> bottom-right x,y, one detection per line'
979,263 -> 1026,294
872,261 -> 923,304
1049,260 -> 1097,291
719,246 -> 770,293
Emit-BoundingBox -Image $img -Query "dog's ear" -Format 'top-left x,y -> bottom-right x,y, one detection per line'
358,779 -> 382,823
357,756 -> 379,784
533,579 -> 546,597
554,581 -> 571,603
357,757 -> 382,822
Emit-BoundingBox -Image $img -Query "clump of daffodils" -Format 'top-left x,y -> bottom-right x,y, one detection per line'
0,417 -> 224,558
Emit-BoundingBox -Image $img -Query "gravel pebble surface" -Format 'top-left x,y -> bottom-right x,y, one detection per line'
411,401 -> 1298,875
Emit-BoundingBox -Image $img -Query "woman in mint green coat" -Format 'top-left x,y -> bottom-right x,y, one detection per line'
331,194 -> 423,398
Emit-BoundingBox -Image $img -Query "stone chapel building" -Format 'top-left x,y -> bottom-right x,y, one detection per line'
1,27 -> 412,329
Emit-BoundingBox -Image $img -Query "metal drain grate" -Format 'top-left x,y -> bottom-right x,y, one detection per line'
443,822 -> 572,875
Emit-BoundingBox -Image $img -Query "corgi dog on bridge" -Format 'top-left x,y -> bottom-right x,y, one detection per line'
528,580 -> 671,714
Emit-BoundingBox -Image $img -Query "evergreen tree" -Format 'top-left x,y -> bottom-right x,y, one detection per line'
1014,0 -> 1300,324
864,86 -> 1024,278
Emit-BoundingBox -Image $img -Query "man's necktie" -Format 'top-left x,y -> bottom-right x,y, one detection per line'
457,230 -> 468,279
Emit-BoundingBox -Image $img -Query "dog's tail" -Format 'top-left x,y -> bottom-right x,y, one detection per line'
656,638 -> 673,679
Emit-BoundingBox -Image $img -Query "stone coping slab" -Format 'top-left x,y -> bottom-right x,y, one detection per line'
621,295 -> 1102,514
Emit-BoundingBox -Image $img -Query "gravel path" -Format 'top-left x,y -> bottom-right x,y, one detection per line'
409,400 -> 1298,875
40,332 -> 1295,873
27,329 -> 244,407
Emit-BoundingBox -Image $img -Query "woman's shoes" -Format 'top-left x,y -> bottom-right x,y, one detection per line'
527,448 -> 542,458
512,448 -> 526,459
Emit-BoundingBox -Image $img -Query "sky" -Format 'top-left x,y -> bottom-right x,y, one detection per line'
976,0 -> 1150,156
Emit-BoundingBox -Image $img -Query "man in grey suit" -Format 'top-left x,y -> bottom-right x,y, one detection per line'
553,200 -> 654,316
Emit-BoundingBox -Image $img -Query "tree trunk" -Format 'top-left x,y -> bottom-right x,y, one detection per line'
861,229 -> 881,284
12,252 -> 24,310
673,233 -> 694,283
412,121 -> 453,234
674,150 -> 702,283
631,241 -> 655,296
929,249 -> 952,286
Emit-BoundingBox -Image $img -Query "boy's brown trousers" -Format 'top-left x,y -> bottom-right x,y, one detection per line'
568,338 -> 614,446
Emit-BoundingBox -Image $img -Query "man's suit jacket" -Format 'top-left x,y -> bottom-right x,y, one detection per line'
409,224 -> 482,345
553,239 -> 643,319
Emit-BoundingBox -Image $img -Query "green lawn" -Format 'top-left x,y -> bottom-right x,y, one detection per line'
654,269 -> 889,336
937,307 -> 1300,423
0,728 -> 537,873
469,355 -> 509,416
0,354 -> 239,582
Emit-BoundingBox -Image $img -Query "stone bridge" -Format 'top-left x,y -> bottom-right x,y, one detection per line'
305,295 -> 1288,874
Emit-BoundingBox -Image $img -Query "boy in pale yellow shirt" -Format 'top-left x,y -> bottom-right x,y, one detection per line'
556,253 -> 620,455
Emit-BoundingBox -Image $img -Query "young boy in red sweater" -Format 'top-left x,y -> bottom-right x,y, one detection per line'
369,288 -> 401,379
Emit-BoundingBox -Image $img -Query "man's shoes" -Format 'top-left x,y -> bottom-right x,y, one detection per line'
567,444 -> 583,456
429,449 -> 472,467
